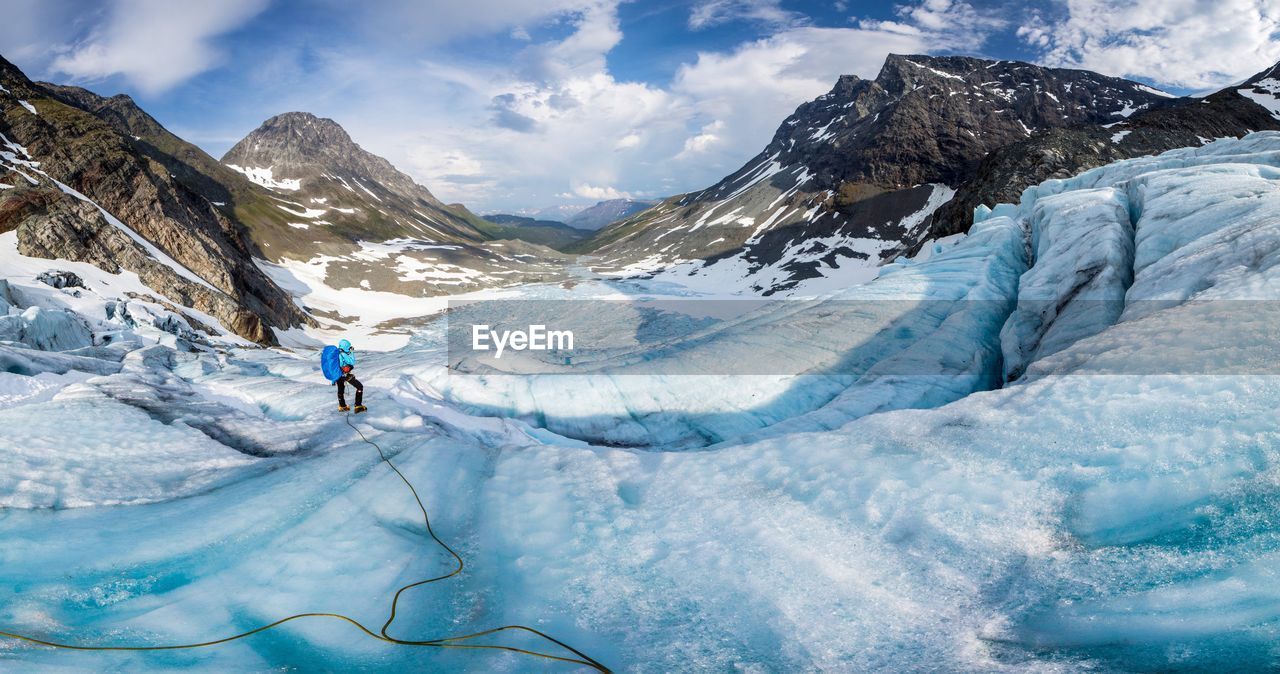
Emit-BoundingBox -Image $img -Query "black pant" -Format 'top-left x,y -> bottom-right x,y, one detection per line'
338,373 -> 363,407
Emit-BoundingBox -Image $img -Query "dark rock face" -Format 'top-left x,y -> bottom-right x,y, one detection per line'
919,62 -> 1280,249
4,187 -> 275,342
582,54 -> 1175,292
716,54 -> 1171,197
0,55 -> 311,343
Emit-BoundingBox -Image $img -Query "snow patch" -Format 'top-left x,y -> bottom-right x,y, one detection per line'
1239,78 -> 1280,120
225,164 -> 301,191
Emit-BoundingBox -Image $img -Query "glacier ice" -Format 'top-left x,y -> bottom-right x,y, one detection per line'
4,133 -> 1280,671
425,213 -> 1027,448
0,306 -> 93,351
999,187 -> 1133,381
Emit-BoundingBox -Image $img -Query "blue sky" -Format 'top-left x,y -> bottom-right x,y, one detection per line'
2,0 -> 1278,213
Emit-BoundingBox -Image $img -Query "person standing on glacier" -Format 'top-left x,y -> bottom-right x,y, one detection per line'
335,339 -> 366,413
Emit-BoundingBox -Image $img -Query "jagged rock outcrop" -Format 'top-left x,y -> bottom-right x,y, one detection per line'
0,55 -> 310,343
35,270 -> 84,289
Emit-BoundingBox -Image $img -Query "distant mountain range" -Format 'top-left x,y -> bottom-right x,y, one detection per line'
496,199 -> 660,231
477,199 -> 658,250
531,204 -> 586,221
564,199 -> 658,230
474,214 -> 591,251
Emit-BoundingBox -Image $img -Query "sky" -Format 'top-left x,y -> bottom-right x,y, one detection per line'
2,0 -> 1278,214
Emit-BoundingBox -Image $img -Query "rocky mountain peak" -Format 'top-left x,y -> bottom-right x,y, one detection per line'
740,53 -> 1175,194
825,74 -> 864,97
255,112 -> 354,151
874,53 -> 972,91
222,110 -> 441,205
580,53 -> 1194,296
218,109 -> 500,265
222,111 -> 392,185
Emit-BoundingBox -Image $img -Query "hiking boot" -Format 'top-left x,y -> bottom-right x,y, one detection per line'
354,405 -> 367,414
338,405 -> 351,412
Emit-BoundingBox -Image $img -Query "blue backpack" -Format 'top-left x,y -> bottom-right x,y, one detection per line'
320,345 -> 343,382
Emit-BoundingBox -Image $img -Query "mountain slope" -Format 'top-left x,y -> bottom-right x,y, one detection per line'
0,55 -> 309,343
31,83 -> 316,256
534,204 -> 587,221
475,213 -> 591,250
221,112 -> 486,252
38,84 -> 252,207
581,54 -> 1176,294
565,199 -> 658,231
220,113 -> 571,311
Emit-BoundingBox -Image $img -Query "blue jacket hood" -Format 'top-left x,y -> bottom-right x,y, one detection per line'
337,340 -> 356,368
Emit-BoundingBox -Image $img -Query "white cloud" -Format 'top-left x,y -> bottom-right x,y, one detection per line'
689,0 -> 806,30
0,0 -> 86,64
50,0 -> 269,94
1019,0 -> 1280,90
677,120 -> 726,158
892,0 -> 1006,34
363,0 -> 1002,210
855,0 -> 1005,51
353,2 -> 695,207
517,0 -> 623,83
563,183 -> 632,200
403,145 -> 496,204
319,0 -> 598,46
615,132 -> 642,150
664,24 -> 934,177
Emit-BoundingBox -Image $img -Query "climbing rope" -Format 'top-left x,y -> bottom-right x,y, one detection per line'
0,414 -> 611,673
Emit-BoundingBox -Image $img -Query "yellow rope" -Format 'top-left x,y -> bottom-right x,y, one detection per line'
0,413 -> 611,673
